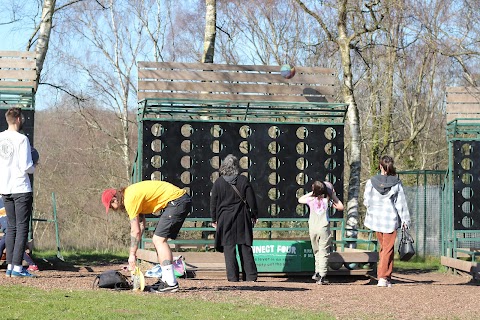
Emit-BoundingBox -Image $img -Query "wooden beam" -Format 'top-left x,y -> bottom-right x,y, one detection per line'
0,69 -> 37,81
138,91 -> 336,103
138,69 -> 336,86
447,95 -> 480,104
0,51 -> 35,58
138,249 -> 225,264
138,80 -> 336,96
138,248 -> 378,265
329,251 -> 379,263
0,81 -> 36,89
139,61 -> 335,75
0,59 -> 36,69
441,255 -> 479,273
446,104 -> 480,113
446,87 -> 480,94
447,113 -> 480,123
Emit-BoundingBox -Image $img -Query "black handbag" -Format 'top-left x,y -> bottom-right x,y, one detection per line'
398,228 -> 415,261
93,270 -> 132,290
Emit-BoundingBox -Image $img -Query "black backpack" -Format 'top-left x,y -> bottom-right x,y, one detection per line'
93,270 -> 132,290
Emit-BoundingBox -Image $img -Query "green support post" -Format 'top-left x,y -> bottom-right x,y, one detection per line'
52,193 -> 64,261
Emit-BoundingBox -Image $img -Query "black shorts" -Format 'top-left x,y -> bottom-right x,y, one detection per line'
154,194 -> 191,239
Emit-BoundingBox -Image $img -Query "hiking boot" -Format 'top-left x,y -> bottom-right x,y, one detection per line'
150,279 -> 179,293
312,273 -> 320,281
377,278 -> 392,287
27,265 -> 39,272
11,269 -> 36,278
316,277 -> 329,285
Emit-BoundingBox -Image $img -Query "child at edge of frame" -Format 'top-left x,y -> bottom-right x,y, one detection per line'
0,197 -> 39,272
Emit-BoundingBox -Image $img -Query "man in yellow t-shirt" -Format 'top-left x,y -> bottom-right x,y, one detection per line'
101,180 -> 191,293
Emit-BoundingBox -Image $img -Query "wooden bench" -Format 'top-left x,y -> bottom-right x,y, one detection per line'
140,217 -> 377,252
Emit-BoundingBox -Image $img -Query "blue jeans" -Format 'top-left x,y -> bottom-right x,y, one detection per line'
2,192 -> 33,266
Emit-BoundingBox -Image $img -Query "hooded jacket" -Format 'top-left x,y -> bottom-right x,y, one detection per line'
363,174 -> 411,233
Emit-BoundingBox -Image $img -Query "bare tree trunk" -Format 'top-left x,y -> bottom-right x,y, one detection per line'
34,0 -> 56,83
202,0 -> 216,63
338,36 -> 361,239
295,0 -> 383,240
199,0 -> 217,236
382,46 -> 396,158
381,5 -> 399,159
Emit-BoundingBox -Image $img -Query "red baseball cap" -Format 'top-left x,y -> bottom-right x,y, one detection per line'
102,188 -> 117,214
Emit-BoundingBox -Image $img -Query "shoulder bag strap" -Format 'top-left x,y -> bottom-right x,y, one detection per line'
222,176 -> 250,209
230,184 -> 249,209
404,228 -> 414,243
229,183 -> 250,210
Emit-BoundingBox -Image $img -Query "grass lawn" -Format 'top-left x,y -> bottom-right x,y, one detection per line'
2,250 -> 444,320
1,250 -> 335,319
0,285 -> 333,320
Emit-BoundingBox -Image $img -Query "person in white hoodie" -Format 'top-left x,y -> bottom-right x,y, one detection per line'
0,107 -> 36,278
363,155 -> 410,287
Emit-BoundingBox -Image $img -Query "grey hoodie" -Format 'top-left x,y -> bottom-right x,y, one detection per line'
370,174 -> 400,195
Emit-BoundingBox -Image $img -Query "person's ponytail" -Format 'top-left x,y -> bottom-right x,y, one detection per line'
380,155 -> 396,176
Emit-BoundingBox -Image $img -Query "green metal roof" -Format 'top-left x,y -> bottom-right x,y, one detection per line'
446,118 -> 480,140
0,87 -> 35,110
138,97 -> 348,124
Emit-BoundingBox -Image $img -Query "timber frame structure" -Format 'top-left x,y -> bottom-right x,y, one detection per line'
441,87 -> 480,279
134,62 -> 378,275
0,51 -> 63,260
0,51 -> 36,110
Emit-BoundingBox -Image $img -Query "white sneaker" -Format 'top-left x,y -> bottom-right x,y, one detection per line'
377,278 -> 392,287
145,264 -> 162,278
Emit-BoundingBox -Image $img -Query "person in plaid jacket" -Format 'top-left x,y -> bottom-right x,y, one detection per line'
363,155 -> 410,287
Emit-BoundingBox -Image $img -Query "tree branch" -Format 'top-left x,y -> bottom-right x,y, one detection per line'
294,0 -> 335,42
38,82 -> 87,102
216,25 -> 232,41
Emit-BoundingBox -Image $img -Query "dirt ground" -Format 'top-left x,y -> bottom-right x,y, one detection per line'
0,258 -> 478,320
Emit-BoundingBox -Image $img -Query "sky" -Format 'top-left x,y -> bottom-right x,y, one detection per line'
0,19 -> 48,109
0,23 -> 30,50
0,0 -> 38,50
1,1 -> 63,110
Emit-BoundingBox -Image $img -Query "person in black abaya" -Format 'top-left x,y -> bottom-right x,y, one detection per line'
210,154 -> 258,282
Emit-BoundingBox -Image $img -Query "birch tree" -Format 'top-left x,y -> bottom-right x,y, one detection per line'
202,0 -> 216,63
25,0 -> 82,85
32,0 -> 56,83
295,0 -> 383,239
